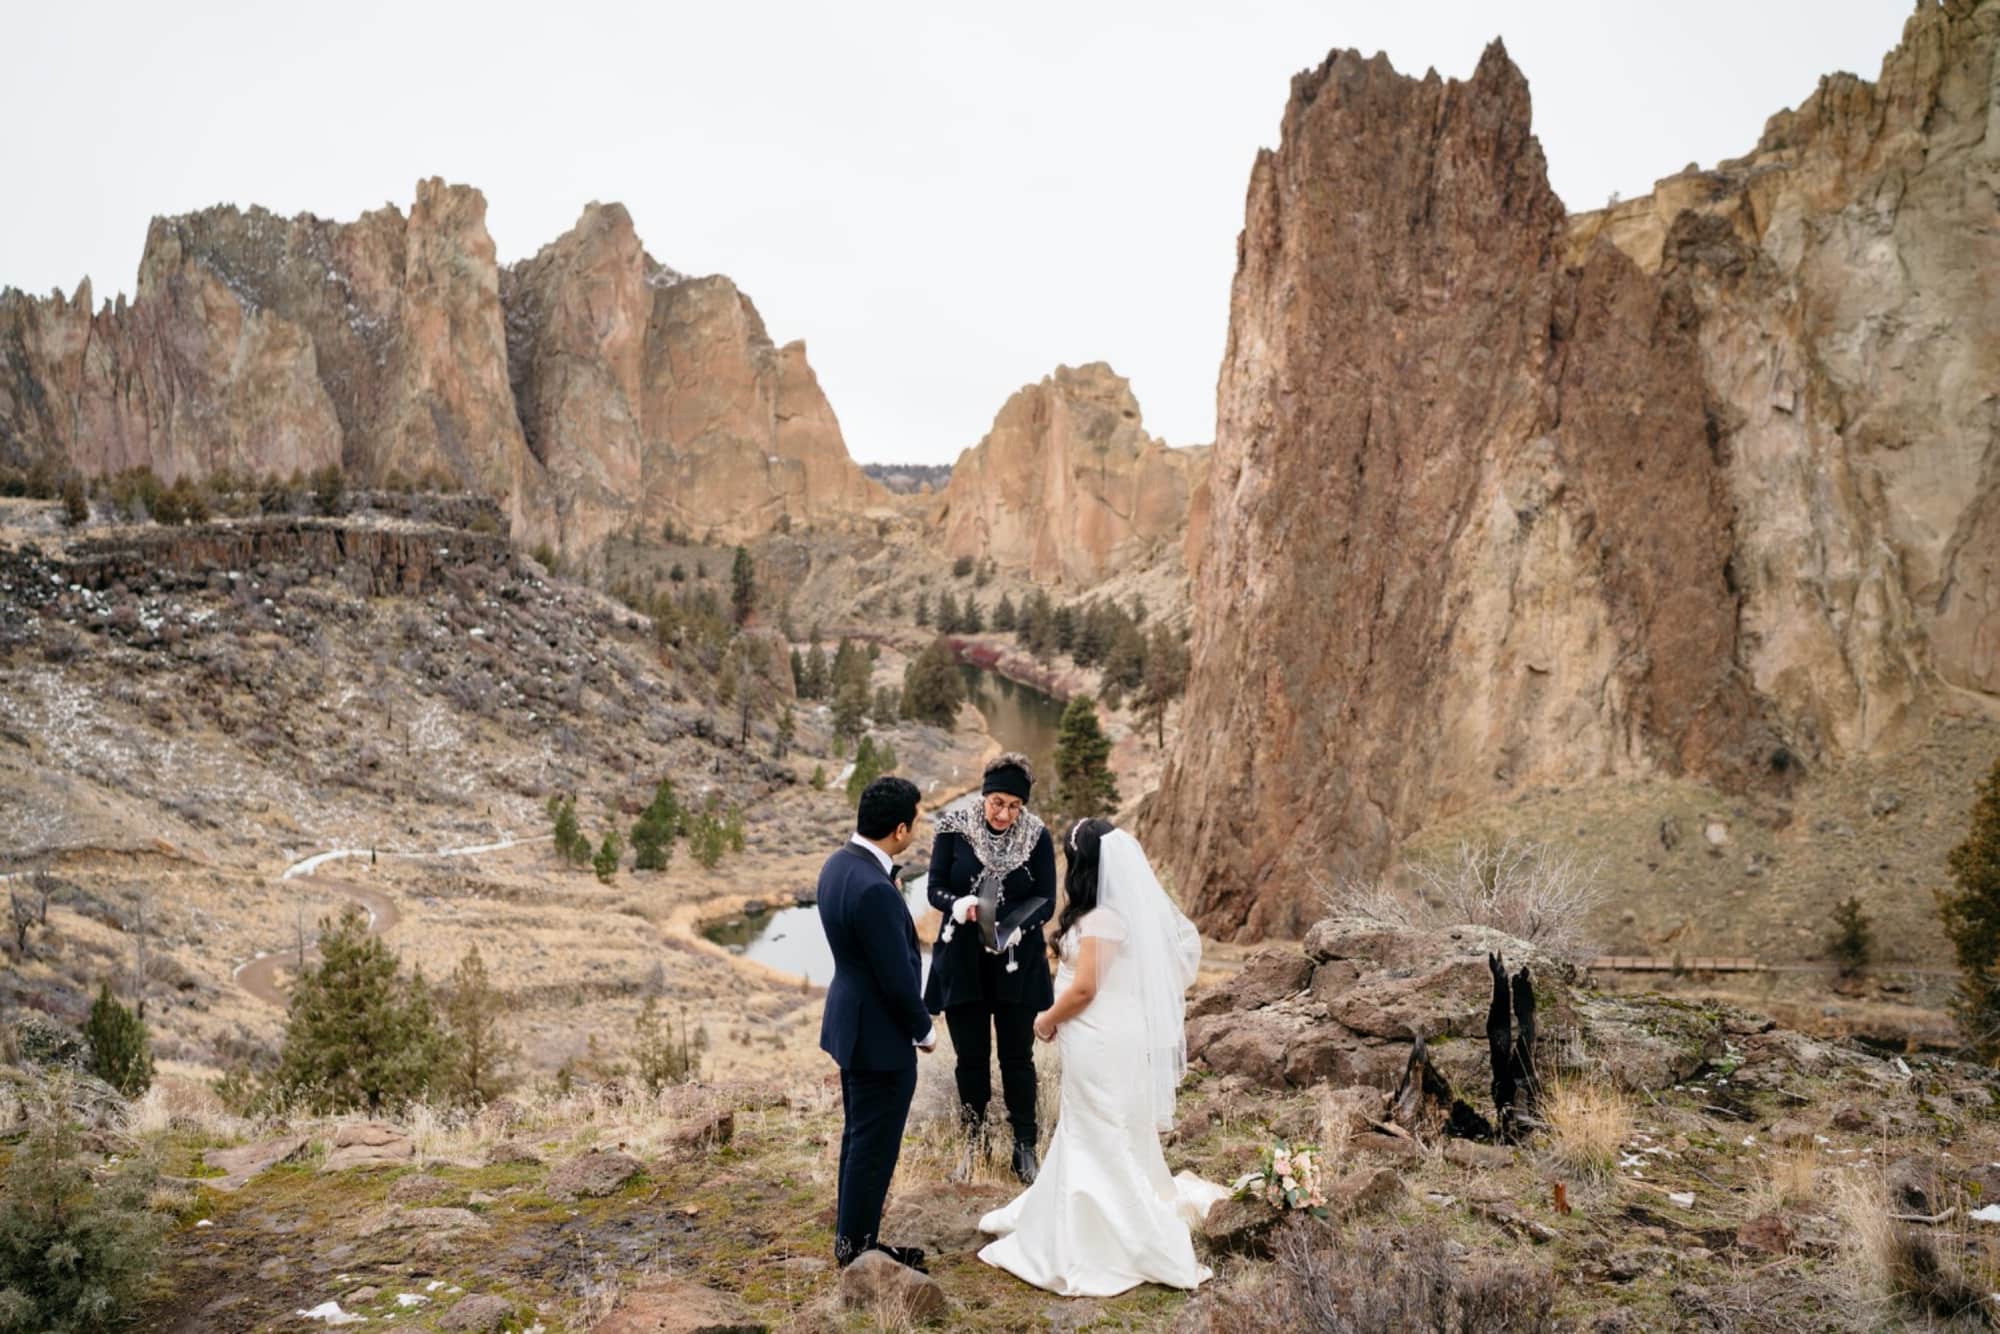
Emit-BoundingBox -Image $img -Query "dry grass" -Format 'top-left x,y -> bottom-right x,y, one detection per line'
1320,838 -> 1607,964
1537,1078 -> 1631,1180
1832,1168 -> 1994,1326
1748,1146 -> 1821,1213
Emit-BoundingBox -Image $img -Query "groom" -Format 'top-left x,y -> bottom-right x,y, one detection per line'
818,774 -> 935,1271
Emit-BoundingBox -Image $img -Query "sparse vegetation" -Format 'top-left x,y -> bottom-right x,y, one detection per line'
1830,895 -> 1871,979
1538,1078 -> 1631,1180
632,994 -> 697,1091
1326,838 -> 1607,965
438,944 -> 519,1106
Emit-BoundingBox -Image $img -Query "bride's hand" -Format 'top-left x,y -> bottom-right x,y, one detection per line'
1033,1015 -> 1057,1043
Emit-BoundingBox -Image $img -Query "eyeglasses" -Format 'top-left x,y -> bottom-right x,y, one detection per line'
984,794 -> 1024,815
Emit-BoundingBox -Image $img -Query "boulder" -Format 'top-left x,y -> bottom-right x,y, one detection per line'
547,1149 -> 644,1201
591,1278 -> 766,1333
321,1121 -> 415,1173
1198,1194 -> 1282,1259
203,1134 -> 310,1191
441,1294 -> 518,1333
838,1251 -> 947,1324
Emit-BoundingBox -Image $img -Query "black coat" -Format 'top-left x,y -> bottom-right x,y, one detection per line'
817,843 -> 931,1071
921,824 -> 1056,1014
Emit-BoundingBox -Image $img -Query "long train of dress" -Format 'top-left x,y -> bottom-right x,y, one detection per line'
976,930 -> 1227,1297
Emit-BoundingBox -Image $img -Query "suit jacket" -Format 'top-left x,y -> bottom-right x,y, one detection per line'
921,825 -> 1056,1013
818,842 -> 931,1071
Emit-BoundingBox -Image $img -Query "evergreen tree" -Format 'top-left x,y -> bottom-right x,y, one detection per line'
993,592 -> 1017,632
935,590 -> 961,635
84,980 -> 153,1097
1829,896 -> 1871,980
1940,756 -> 2000,1057
310,463 -> 345,516
631,779 -> 680,871
1052,603 -> 1076,653
914,591 -> 930,627
810,764 -> 827,790
789,647 -> 806,694
804,643 -> 830,700
846,735 -> 896,802
901,637 -> 966,727
832,677 -> 869,744
593,829 -> 623,883
1054,694 -> 1120,820
439,945 -> 518,1106
717,653 -> 739,709
688,810 -> 728,870
962,595 -> 984,634
1105,619 -> 1148,691
270,905 -> 449,1113
669,562 -> 687,583
0,1113 -> 164,1334
874,686 -> 900,720
59,475 -> 88,527
730,545 -> 756,624
548,795 -> 589,866
831,637 -> 870,694
1136,622 -> 1191,748
775,705 -> 796,759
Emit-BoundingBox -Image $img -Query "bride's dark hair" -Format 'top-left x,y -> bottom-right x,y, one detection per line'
1054,818 -> 1117,951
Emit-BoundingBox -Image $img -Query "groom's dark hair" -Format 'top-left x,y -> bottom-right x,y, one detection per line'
855,776 -> 920,839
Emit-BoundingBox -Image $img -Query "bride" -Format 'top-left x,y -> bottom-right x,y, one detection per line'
976,818 -> 1229,1296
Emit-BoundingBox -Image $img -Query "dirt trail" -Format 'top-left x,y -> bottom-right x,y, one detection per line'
234,835 -> 543,1007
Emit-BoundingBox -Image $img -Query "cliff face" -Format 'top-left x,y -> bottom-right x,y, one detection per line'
1149,2 -> 1999,940
931,363 -> 1204,585
0,183 -> 884,559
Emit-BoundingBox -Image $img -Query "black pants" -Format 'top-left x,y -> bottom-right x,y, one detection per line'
944,1001 -> 1038,1145
836,1064 -> 918,1254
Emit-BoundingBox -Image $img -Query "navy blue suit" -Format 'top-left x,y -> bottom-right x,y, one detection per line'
817,840 -> 929,1258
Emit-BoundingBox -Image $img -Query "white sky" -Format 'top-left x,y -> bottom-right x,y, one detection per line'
5,1 -> 1911,465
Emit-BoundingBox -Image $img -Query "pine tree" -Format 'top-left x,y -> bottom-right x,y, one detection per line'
810,764 -> 827,790
60,475 -> 88,527
84,980 -> 153,1097
936,590 -> 961,635
1940,756 -> 2000,1057
688,810 -> 728,870
914,591 -> 930,627
730,545 -> 756,624
631,779 -> 680,871
790,647 -> 806,694
993,592 -> 1017,632
833,677 -> 869,744
633,994 -> 695,1091
1830,896 -> 1871,980
717,653 -> 739,709
593,829 -> 623,883
439,945 -> 518,1106
1052,603 -> 1076,653
549,795 -> 589,866
1054,694 -> 1120,820
270,905 -> 449,1113
901,637 -> 965,727
962,595 -> 984,634
1136,622 -> 1190,748
775,705 -> 796,759
804,643 -> 830,700
846,736 -> 884,802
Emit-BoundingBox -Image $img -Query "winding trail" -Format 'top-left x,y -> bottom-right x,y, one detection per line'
233,834 -> 549,1008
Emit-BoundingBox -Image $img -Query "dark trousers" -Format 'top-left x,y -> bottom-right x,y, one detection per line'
944,1001 -> 1039,1145
836,1064 -> 918,1252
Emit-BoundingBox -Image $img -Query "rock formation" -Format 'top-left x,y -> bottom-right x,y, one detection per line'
0,183 -> 886,560
1150,3 -> 1999,939
930,363 -> 1205,585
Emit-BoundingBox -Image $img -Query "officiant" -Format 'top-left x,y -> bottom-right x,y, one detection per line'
923,752 -> 1057,1184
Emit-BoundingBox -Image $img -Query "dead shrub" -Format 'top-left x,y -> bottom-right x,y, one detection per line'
1833,1169 -> 1994,1326
1322,838 -> 1605,964
1196,1218 -> 1558,1333
1538,1078 -> 1632,1180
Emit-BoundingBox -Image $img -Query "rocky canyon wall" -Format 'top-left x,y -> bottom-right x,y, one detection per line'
0,182 -> 887,560
1149,1 -> 1999,939
930,362 -> 1207,585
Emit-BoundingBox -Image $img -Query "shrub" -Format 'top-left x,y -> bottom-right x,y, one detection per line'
0,1104 -> 165,1334
632,995 -> 696,1092
1830,895 -> 1871,979
1324,838 -> 1607,966
268,905 -> 450,1114
1539,1078 -> 1631,1180
952,554 -> 975,578
548,795 -> 589,867
810,764 -> 827,791
59,475 -> 88,527
630,779 -> 679,871
310,463 -> 345,516
82,982 -> 152,1098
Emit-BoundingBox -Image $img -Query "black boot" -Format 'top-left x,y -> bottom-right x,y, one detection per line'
1011,1139 -> 1039,1186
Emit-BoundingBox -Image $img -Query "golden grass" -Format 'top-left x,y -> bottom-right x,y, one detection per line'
1538,1078 -> 1632,1180
1749,1146 -> 1821,1213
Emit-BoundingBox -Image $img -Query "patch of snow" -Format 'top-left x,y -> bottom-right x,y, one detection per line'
394,1293 -> 427,1308
297,1301 -> 367,1325
1973,1204 -> 2000,1223
1668,1192 -> 1695,1209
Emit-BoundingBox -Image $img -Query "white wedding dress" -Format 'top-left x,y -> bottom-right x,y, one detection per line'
977,891 -> 1230,1297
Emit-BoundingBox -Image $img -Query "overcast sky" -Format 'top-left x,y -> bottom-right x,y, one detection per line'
6,1 -> 1911,465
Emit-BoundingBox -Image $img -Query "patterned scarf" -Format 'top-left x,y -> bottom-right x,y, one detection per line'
935,802 -> 1046,960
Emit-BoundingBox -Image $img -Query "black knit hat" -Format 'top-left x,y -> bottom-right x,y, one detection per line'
982,752 -> 1032,802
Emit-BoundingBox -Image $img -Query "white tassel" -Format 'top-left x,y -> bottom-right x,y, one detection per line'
1006,945 -> 1019,974
940,922 -> 955,943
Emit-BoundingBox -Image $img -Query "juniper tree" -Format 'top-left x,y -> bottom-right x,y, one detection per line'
593,829 -> 623,883
901,637 -> 965,727
1054,694 -> 1119,820
270,906 -> 449,1114
1830,896 -> 1871,980
775,705 -> 796,759
439,944 -> 518,1106
59,475 -> 88,527
631,779 -> 680,871
993,592 -> 1017,632
0,1111 -> 164,1333
548,795 -> 589,866
83,982 -> 152,1098
935,590 -> 961,635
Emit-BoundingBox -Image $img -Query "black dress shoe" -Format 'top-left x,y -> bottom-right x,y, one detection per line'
873,1242 -> 928,1273
1011,1141 -> 1039,1186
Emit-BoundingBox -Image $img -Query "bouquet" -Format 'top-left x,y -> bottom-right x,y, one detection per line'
1233,1141 -> 1328,1217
